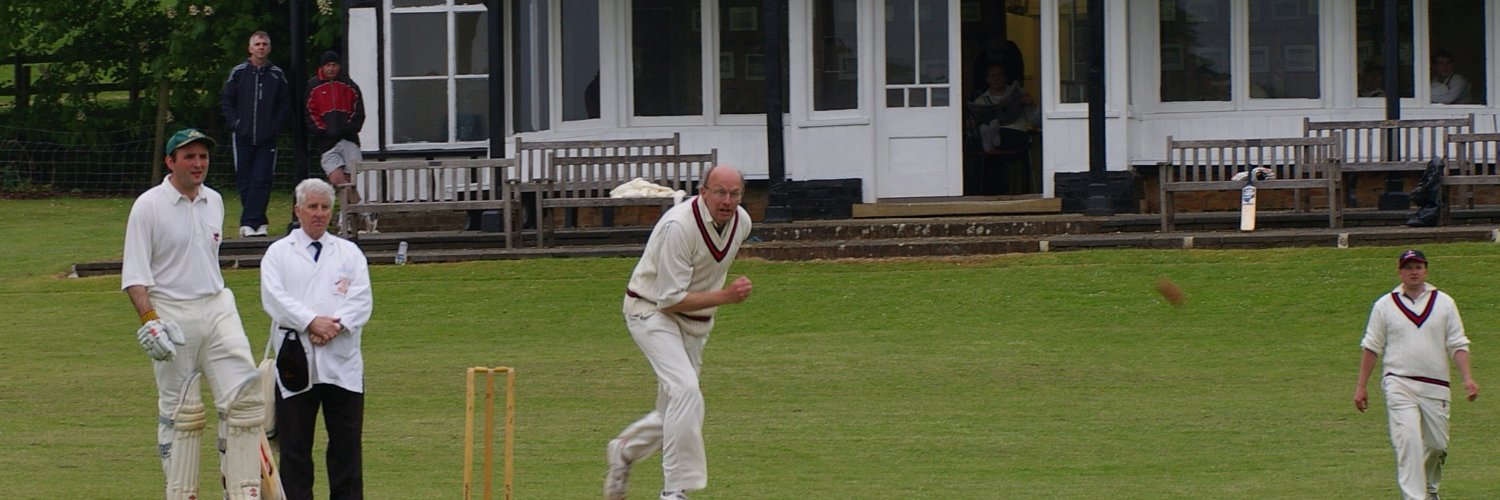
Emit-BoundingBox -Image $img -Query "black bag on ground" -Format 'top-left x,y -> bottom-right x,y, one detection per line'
1407,159 -> 1445,227
276,327 -> 310,392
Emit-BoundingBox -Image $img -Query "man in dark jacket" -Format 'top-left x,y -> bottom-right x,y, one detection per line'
306,50 -> 371,234
220,30 -> 290,238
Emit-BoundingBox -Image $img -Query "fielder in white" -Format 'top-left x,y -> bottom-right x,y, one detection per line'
123,128 -> 269,499
605,166 -> 754,500
1354,249 -> 1479,500
260,178 -> 373,500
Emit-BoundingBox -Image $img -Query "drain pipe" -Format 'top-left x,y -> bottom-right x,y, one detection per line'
761,0 -> 792,222
1084,0 -> 1112,216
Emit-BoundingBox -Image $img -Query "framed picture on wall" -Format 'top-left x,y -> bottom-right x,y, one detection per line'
1186,0 -> 1216,22
1272,0 -> 1300,20
1161,44 -> 1184,71
729,6 -> 757,32
961,0 -> 980,22
1249,46 -> 1270,73
838,53 -> 858,80
746,53 -> 765,80
1197,47 -> 1229,74
1284,44 -> 1318,73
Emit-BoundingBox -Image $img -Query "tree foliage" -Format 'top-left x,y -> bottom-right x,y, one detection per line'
2,0 -> 343,136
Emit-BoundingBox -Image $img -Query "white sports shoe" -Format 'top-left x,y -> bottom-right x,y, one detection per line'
239,226 -> 255,238
603,438 -> 630,500
659,490 -> 689,500
253,225 -> 269,237
360,214 -> 379,234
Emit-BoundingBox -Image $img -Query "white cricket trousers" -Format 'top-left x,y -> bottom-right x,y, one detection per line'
1383,375 -> 1450,500
615,310 -> 709,492
152,288 -> 260,444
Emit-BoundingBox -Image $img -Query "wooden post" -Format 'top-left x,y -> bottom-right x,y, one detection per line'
14,55 -> 30,112
151,80 -> 170,184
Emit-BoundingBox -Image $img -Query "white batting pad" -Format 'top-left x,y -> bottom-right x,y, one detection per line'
222,378 -> 266,500
163,377 -> 206,500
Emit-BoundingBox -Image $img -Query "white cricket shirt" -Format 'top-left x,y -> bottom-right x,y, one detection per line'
1361,283 -> 1470,390
120,176 -> 226,300
260,228 -> 373,396
624,195 -> 751,328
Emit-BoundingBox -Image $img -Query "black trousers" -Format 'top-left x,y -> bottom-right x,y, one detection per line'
276,383 -> 364,500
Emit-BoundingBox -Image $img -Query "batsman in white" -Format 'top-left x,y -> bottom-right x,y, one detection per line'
1354,249 -> 1479,500
605,166 -> 754,500
123,128 -> 270,499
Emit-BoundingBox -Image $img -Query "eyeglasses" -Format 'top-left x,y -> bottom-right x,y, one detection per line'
706,187 -> 743,200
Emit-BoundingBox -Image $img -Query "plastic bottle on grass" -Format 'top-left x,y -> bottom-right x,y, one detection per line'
395,241 -> 408,265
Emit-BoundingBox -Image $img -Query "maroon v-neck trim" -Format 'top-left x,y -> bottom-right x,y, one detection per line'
1390,290 -> 1439,328
690,196 -> 736,262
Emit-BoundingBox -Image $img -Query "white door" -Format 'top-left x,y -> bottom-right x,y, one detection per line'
874,0 -> 961,199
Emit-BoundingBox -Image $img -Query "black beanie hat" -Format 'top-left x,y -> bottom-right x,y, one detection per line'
320,50 -> 341,66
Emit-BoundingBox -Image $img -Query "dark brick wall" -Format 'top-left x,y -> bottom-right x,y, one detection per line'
1134,165 -> 1500,213
1054,171 -> 1139,214
769,178 -> 863,221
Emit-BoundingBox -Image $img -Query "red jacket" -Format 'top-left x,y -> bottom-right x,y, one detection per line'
306,75 -> 365,150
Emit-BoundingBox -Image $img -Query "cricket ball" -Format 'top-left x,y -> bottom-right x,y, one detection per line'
1155,278 -> 1186,307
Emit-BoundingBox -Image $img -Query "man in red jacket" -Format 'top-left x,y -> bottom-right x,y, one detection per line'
306,51 -> 370,234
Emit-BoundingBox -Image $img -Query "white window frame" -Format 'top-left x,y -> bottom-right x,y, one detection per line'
1043,0 -> 1126,120
795,0 -> 871,127
1131,0 -> 1328,114
622,0 -> 794,128
549,0 -> 613,131
384,0 -> 491,150
1347,0 -> 1498,110
624,1 -> 714,127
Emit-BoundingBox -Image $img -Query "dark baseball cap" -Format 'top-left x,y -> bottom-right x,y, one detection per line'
1398,249 -> 1427,267
164,128 -> 215,155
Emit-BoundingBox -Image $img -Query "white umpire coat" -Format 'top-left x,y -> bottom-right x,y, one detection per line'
260,228 -> 373,398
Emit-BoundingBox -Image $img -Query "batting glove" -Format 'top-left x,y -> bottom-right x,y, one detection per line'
137,319 -> 185,361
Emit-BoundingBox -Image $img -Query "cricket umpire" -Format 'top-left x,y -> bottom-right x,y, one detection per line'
605,166 -> 754,500
261,178 -> 374,499
122,128 -> 268,499
1354,249 -> 1479,500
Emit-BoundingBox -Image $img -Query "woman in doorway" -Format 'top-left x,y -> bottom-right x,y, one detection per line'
970,63 -> 1038,153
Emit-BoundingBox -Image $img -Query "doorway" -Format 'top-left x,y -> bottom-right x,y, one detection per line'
872,0 -> 963,200
960,1 -> 1042,196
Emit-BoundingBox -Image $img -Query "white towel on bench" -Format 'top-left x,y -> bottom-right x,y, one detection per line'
612,178 -> 688,205
1231,167 -> 1277,182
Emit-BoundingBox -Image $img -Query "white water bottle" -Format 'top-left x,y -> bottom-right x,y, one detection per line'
395,241 -> 409,265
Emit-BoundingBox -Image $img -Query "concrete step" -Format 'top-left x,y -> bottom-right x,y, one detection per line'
750,215 -> 1104,242
852,196 -> 1061,218
72,208 -> 1500,275
740,225 -> 1500,261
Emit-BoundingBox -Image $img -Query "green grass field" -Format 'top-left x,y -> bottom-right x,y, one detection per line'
3,196 -> 1500,499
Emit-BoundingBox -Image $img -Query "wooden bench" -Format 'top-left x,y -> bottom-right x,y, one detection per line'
1160,136 -> 1343,232
1303,115 -> 1473,206
341,157 -> 519,247
1441,133 -> 1500,224
511,134 -> 682,228
535,151 -> 717,248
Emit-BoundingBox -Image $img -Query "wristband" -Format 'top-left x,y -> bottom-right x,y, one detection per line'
140,310 -> 159,324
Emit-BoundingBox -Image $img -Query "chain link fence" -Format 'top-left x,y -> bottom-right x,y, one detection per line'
0,125 -> 317,197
